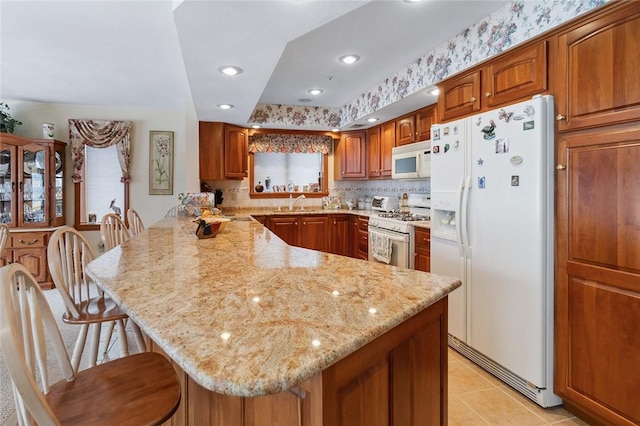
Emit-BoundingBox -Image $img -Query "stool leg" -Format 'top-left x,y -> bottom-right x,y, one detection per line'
88,322 -> 102,367
71,323 -> 89,372
116,319 -> 129,358
130,320 -> 146,352
102,320 -> 116,360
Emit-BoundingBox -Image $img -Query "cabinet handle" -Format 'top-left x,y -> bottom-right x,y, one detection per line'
556,114 -> 566,121
485,92 -> 492,97
470,96 -> 477,102
19,182 -> 23,192
556,164 -> 566,170
19,238 -> 39,246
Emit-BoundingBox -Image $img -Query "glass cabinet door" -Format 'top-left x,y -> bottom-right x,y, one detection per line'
22,147 -> 47,225
54,148 -> 64,221
0,147 -> 14,225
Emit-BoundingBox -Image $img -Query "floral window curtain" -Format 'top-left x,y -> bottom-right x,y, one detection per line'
248,134 -> 333,154
68,119 -> 132,183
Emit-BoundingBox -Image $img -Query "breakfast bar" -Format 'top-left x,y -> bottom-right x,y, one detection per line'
86,215 -> 461,426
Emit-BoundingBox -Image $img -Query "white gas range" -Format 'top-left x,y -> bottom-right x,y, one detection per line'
368,194 -> 431,269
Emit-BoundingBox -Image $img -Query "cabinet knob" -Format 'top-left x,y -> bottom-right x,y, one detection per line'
470,96 -> 477,102
485,92 -> 492,97
556,114 -> 566,121
556,164 -> 566,170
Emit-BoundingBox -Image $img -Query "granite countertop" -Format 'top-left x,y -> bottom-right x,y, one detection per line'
86,216 -> 455,397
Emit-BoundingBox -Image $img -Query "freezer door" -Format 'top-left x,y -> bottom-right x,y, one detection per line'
466,95 -> 553,387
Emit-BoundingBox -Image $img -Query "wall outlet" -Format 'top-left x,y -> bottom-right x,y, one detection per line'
98,241 -> 105,253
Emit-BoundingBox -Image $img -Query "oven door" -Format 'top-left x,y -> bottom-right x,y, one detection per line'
368,227 -> 411,269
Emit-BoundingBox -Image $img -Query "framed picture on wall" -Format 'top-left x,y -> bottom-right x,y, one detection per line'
149,130 -> 174,195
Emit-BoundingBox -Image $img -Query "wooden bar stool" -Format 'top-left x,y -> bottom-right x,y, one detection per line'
47,226 -> 145,371
127,208 -> 145,235
100,213 -> 131,250
0,263 -> 181,426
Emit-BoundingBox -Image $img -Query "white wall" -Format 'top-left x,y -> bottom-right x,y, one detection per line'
5,98 -> 199,252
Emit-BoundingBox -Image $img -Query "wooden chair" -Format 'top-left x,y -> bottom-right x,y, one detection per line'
47,226 -> 145,372
0,263 -> 180,426
100,213 -> 131,251
127,208 -> 145,235
0,223 -> 8,256
165,206 -> 178,217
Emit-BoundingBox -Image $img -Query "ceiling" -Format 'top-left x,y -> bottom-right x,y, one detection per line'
0,0 -> 509,131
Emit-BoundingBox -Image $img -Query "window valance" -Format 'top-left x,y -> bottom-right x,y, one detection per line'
248,134 -> 333,154
68,119 -> 132,183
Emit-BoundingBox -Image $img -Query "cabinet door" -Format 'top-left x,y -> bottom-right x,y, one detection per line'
367,127 -> 382,178
555,124 -> 640,426
12,247 -> 48,282
268,216 -> 299,247
380,122 -> 395,177
484,42 -> 547,108
300,215 -> 328,252
415,106 -> 436,142
50,143 -> 65,227
395,116 -> 415,146
556,6 -> 640,132
437,70 -> 481,122
414,228 -> 430,273
337,131 -> 367,180
224,125 -> 248,179
329,215 -> 350,257
199,122 -> 225,180
19,143 -> 49,227
0,144 -> 17,227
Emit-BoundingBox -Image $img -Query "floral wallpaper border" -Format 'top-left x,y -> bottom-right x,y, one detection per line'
249,0 -> 607,129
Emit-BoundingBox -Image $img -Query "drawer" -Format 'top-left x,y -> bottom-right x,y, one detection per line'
11,232 -> 48,249
357,216 -> 369,232
414,228 -> 431,252
358,230 -> 368,252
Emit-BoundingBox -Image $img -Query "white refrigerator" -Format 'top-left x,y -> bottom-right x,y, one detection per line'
430,95 -> 561,407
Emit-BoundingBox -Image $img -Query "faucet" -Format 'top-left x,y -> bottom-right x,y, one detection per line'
289,194 -> 306,211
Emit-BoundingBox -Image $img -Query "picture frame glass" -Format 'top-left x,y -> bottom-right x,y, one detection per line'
149,131 -> 174,195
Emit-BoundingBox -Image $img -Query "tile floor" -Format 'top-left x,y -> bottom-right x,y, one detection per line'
3,332 -> 591,425
447,348 -> 589,425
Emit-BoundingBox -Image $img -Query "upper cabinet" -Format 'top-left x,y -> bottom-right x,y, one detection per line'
438,41 -> 548,122
556,5 -> 640,132
367,121 -> 395,179
199,122 -> 248,180
0,134 -> 65,228
395,105 -> 437,146
334,130 -> 367,180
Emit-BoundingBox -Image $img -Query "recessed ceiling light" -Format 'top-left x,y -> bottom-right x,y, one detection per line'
218,66 -> 243,76
367,118 -> 379,123
307,89 -> 324,95
404,0 -> 423,3
429,88 -> 440,96
339,54 -> 360,65
251,125 -> 261,129
217,104 -> 233,110
298,98 -> 312,103
332,128 -> 340,132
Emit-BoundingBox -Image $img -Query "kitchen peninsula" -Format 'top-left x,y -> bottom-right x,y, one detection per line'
86,215 -> 460,426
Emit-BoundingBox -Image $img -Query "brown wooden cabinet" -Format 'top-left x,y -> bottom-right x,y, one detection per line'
267,215 -> 299,247
555,122 -> 640,426
1,232 -> 50,285
395,105 -> 437,146
351,215 -> 369,260
199,122 -> 248,180
328,214 -> 350,257
334,131 -> 367,180
300,215 -> 329,252
556,4 -> 640,132
367,122 -> 394,179
438,41 -> 547,122
413,227 -> 430,273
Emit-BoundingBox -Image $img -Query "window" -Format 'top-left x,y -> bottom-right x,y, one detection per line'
75,145 -> 128,230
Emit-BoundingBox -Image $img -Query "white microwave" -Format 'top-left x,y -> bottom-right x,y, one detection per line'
391,141 -> 431,179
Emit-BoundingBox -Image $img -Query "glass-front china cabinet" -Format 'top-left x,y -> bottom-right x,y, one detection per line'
0,133 -> 65,288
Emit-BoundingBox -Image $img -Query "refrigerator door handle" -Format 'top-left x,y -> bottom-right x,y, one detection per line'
461,175 -> 471,254
456,176 -> 465,255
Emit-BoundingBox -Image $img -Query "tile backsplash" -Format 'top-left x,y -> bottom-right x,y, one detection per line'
204,178 -> 430,211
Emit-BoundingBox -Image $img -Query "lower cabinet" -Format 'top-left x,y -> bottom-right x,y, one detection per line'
1,231 -> 52,288
414,228 -> 431,273
267,214 -> 366,259
154,296 -> 448,426
328,215 -> 350,257
351,215 -> 369,260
